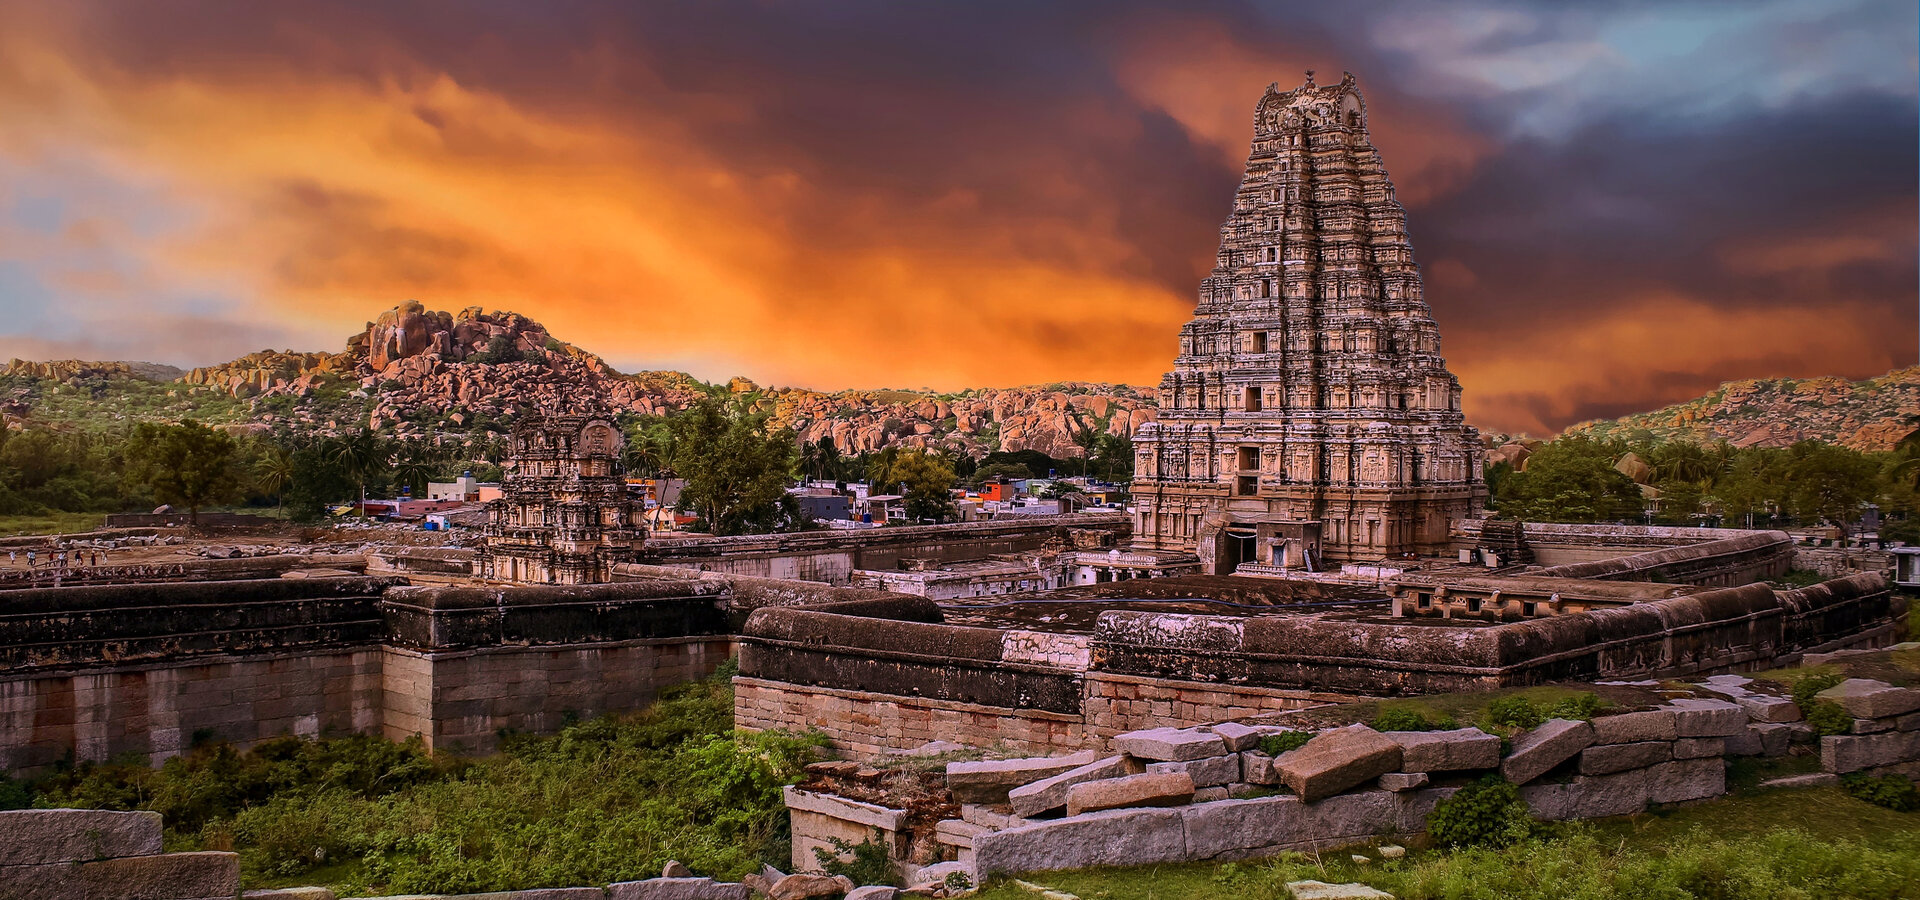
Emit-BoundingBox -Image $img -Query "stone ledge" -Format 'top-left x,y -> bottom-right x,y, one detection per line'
0,808 -> 163,867
783,787 -> 907,831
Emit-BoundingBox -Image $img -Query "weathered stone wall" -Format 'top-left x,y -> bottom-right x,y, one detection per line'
1527,530 -> 1794,586
0,808 -> 240,899
642,513 -> 1129,585
735,676 -> 1087,758
1454,521 -> 1796,573
1795,547 -> 1895,579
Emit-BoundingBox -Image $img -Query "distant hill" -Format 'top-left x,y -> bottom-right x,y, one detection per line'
0,301 -> 1155,457
1562,367 -> 1920,451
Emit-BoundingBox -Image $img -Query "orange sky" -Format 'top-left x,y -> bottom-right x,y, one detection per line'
0,2 -> 1914,435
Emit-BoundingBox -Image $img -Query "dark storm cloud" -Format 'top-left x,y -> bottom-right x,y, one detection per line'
0,0 -> 1912,433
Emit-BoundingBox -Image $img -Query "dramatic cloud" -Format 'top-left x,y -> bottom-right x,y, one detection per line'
0,0 -> 1913,434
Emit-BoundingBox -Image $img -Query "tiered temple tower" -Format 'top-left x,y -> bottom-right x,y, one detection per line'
1130,72 -> 1485,574
476,413 -> 645,584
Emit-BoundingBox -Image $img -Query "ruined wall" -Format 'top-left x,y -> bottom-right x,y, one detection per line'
2,577 -> 737,772
642,513 -> 1129,585
1454,521 -> 1795,571
1795,547 -> 1895,579
1526,531 -> 1795,586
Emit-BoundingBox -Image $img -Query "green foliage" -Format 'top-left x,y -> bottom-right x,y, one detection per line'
1426,776 -> 1532,848
1805,700 -> 1854,737
1544,693 -> 1605,721
1483,696 -> 1545,732
1493,435 -> 1644,523
1840,774 -> 1920,812
125,420 -> 243,524
20,673 -> 823,894
466,334 -> 524,365
868,448 -> 957,523
666,397 -> 802,535
944,870 -> 975,893
1258,732 -> 1312,756
1789,671 -> 1845,709
1370,707 -> 1458,732
813,831 -> 898,886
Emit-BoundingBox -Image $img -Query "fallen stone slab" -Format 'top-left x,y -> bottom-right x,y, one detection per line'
961,804 -> 1019,828
1241,751 -> 1280,785
1210,722 -> 1264,752
1112,727 -> 1229,761
909,860 -> 973,888
1821,730 -> 1920,774
1854,718 -> 1896,734
1760,772 -> 1840,789
947,750 -> 1102,804
1147,753 -> 1241,787
1377,772 -> 1428,792
0,808 -> 164,866
973,807 -> 1188,876
1817,679 -> 1920,720
935,818 -> 989,849
783,787 -> 908,831
1193,786 -> 1230,803
1181,791 -> 1397,860
1580,740 -> 1673,775
1590,710 -> 1678,744
1667,699 -> 1748,738
243,889 -> 337,900
1275,725 -> 1403,803
1749,723 -> 1792,757
610,878 -> 752,900
1387,727 -> 1500,772
1286,880 -> 1395,899
1737,695 -> 1802,724
768,873 -> 855,900
1,850 -> 242,900
1008,755 -> 1139,818
1500,719 -> 1593,785
1065,771 -> 1195,816
845,888 -> 901,900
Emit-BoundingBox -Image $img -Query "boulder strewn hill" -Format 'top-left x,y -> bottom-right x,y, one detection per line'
0,301 -> 1156,457
1562,367 -> 1920,452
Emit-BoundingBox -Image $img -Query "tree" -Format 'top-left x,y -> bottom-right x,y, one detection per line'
1785,440 -> 1879,536
126,420 -> 241,526
887,449 -> 958,523
281,439 -> 358,523
392,442 -> 441,498
665,397 -> 800,535
252,445 -> 296,517
328,429 -> 391,515
1493,435 -> 1643,523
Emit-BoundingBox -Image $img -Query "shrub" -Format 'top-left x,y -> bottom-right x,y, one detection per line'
1426,776 -> 1533,848
1259,732 -> 1312,756
1790,672 -> 1844,709
813,830 -> 897,887
1805,700 -> 1854,737
1545,693 -> 1605,720
943,870 -> 974,893
1371,707 -> 1458,732
1840,774 -> 1919,811
1484,696 -> 1545,732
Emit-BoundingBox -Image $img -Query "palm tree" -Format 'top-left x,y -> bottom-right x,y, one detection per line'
329,429 -> 390,516
1889,425 -> 1920,491
253,447 -> 295,518
392,442 -> 439,499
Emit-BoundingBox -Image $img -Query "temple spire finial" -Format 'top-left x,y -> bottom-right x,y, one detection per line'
1304,69 -> 1315,85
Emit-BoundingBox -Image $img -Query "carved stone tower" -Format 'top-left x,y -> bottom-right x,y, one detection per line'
476,413 -> 645,584
1130,72 -> 1485,574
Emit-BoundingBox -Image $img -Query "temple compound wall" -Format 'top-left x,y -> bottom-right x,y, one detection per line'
733,574 -> 1902,759
0,578 -> 734,774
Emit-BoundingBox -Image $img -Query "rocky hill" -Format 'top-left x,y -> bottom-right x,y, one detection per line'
0,301 -> 1156,457
1562,366 -> 1920,452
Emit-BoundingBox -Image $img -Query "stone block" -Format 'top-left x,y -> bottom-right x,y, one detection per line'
1672,738 -> 1725,760
783,787 -> 907,831
1241,751 -> 1280,785
768,873 -> 854,900
1147,753 -> 1241,788
1387,728 -> 1500,772
1180,791 -> 1396,860
846,888 -> 901,900
1899,712 -> 1920,732
1645,758 -> 1726,804
960,804 -> 1020,829
1390,786 -> 1459,833
935,818 -> 988,850
973,807 -> 1189,876
1580,741 -> 1672,775
1377,772 -> 1428,792
1008,755 -> 1138,818
1112,727 -> 1229,761
1065,771 -> 1195,816
1666,699 -> 1747,737
1854,718 -> 1896,734
1750,723 -> 1792,757
1737,695 -> 1802,724
1286,881 -> 1394,899
1816,679 -> 1920,720
946,750 -> 1100,804
1500,719 -> 1593,785
1274,725 -> 1403,803
0,808 -> 164,866
1192,786 -> 1230,803
243,889 -> 337,900
1590,710 -> 1677,744
908,861 -> 973,888
1210,722 -> 1264,752
1821,731 -> 1920,774
1761,772 -> 1840,789
81,850 -> 239,900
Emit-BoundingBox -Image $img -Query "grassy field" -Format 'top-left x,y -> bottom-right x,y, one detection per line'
975,783 -> 1920,900
0,511 -> 107,536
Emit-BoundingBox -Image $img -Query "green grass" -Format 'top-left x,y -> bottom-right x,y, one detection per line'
8,669 -> 824,896
974,785 -> 1920,900
0,511 -> 107,536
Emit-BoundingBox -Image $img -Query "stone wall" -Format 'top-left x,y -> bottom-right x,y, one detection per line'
0,808 -> 239,900
2,577 -> 739,773
641,512 -> 1129,585
1526,530 -> 1794,586
1454,521 -> 1796,573
1795,547 -> 1895,579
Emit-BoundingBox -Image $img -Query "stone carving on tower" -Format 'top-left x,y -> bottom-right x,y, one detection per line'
1129,72 -> 1486,574
476,412 -> 645,584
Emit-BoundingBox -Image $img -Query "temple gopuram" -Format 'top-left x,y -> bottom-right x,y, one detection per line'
475,413 -> 645,584
1130,72 -> 1486,573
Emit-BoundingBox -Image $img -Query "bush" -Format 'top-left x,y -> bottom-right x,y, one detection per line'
1790,672 -> 1844,709
1371,707 -> 1458,732
1426,776 -> 1533,848
1806,700 -> 1854,737
813,831 -> 897,886
1544,693 -> 1605,720
1840,774 -> 1920,811
1483,697 -> 1545,732
1259,732 -> 1312,756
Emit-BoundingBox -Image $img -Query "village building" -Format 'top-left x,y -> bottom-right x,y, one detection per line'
1130,72 -> 1485,574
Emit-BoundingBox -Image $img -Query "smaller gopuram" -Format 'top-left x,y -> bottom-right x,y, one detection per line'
475,413 -> 644,584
